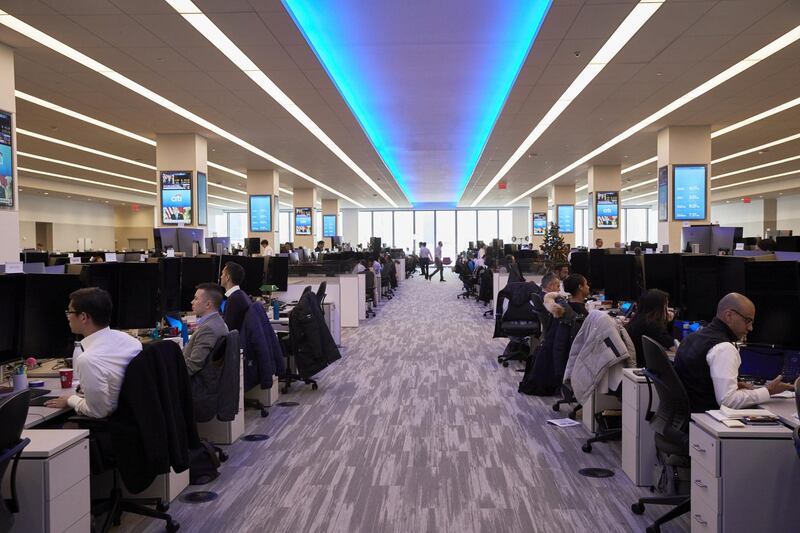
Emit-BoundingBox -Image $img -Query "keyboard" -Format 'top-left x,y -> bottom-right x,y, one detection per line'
30,395 -> 59,407
29,388 -> 51,399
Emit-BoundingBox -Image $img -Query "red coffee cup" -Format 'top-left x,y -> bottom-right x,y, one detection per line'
59,368 -> 74,389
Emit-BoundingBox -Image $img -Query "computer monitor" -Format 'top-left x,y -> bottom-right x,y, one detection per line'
153,228 -> 178,254
80,263 -> 121,327
45,265 -> 65,274
0,274 -> 25,363
117,262 -> 160,329
159,257 -> 182,315
220,255 -> 265,296
682,225 -> 713,254
180,257 -> 215,312
204,237 -> 214,253
603,254 -> 642,302
739,345 -> 784,381
22,262 -> 46,274
177,227 -> 204,257
569,250 -> 590,280
289,252 -> 300,264
682,255 -> 720,321
776,236 -> 800,252
643,253 -> 682,308
20,251 -> 48,264
245,237 -> 261,256
331,236 -> 342,249
711,226 -> 743,255
588,248 -> 608,291
266,256 -> 289,292
212,237 -> 230,254
20,273 -> 82,358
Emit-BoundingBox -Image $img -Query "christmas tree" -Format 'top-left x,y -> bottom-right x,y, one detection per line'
540,222 -> 567,264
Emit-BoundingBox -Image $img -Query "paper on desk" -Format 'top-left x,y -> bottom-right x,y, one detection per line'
770,390 -> 796,399
546,418 -> 582,428
719,405 -> 775,418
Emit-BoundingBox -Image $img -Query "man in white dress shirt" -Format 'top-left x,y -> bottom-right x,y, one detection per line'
45,288 -> 141,418
418,242 -> 432,280
428,241 -> 445,282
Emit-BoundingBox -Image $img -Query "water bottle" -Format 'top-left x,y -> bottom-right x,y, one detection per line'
272,300 -> 280,320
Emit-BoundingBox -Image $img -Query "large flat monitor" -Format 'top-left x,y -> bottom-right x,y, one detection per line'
117,263 -> 160,329
266,255 -> 289,292
211,237 -> 230,254
0,109 -> 13,209
80,263 -> 121,326
20,273 -> 82,358
249,195 -> 272,232
673,165 -> 707,221
323,214 -> 337,237
532,212 -> 547,236
221,255 -> 265,296
180,257 -> 215,311
657,166 -> 668,221
295,207 -> 312,235
643,253 -> 682,308
556,204 -> 574,233
596,191 -> 619,229
711,226 -> 743,254
177,227 -> 204,257
159,257 -> 182,314
160,170 -> 193,224
682,255 -> 719,321
154,227 -> 178,254
603,254 -> 642,302
0,274 -> 25,363
197,171 -> 208,226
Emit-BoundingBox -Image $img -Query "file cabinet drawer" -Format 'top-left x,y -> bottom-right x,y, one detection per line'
690,461 -> 720,511
47,438 -> 89,498
690,423 -> 719,476
690,497 -> 719,533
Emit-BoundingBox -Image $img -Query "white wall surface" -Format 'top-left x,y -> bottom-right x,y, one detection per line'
776,194 -> 800,235
18,193 -> 115,250
710,199 -> 764,239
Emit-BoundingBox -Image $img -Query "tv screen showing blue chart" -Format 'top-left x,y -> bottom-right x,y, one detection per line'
0,110 -> 13,208
295,207 -> 312,235
557,205 -> 574,233
161,171 -> 192,224
323,214 -> 337,237
533,212 -> 547,235
596,191 -> 619,229
197,171 -> 207,226
673,165 -> 707,221
249,195 -> 272,232
658,166 -> 668,221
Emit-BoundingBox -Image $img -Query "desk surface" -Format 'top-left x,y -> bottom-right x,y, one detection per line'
19,429 -> 89,457
692,396 -> 797,438
24,376 -> 76,429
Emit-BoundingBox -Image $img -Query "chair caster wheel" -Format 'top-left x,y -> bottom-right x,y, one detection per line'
156,501 -> 169,512
497,356 -> 503,363
552,404 -> 560,412
631,502 -> 645,515
166,519 -> 180,532
645,526 -> 659,533
311,383 -> 318,391
581,443 -> 592,453
502,361 -> 509,367
260,408 -> 268,418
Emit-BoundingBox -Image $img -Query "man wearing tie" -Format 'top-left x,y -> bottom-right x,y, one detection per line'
220,261 -> 251,332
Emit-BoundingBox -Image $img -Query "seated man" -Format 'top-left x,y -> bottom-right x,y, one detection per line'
675,293 -> 794,412
183,283 -> 229,376
220,261 -> 251,332
44,287 -> 141,418
544,273 -> 589,318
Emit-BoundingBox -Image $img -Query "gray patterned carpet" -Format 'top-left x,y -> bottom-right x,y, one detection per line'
121,273 -> 688,532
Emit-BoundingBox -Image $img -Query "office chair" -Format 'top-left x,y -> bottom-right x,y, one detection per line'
316,281 -> 327,314
364,271 -> 377,318
631,336 -> 691,533
794,377 -> 799,459
494,284 -> 541,368
0,389 -> 32,531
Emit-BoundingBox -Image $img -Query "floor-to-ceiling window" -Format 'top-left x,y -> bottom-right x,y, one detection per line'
414,211 -> 435,251
457,210 -> 477,254
357,211 -> 372,247
372,211 -> 393,247
624,207 -> 649,244
279,211 -> 292,244
394,211 -> 413,252
477,210 -> 498,245
314,210 -> 322,245
498,209 -> 513,243
436,210 -> 456,261
228,211 -> 246,248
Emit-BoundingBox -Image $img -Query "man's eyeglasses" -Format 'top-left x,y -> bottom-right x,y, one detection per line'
730,308 -> 754,326
64,310 -> 78,316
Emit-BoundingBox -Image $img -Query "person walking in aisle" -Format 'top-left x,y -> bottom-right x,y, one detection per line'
418,242 -> 432,279
428,241 -> 445,282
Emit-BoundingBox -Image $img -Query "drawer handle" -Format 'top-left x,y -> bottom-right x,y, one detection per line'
693,514 -> 708,526
692,443 -> 706,453
694,480 -> 708,488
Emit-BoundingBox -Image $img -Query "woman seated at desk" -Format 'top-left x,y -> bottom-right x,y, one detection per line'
625,289 -> 675,367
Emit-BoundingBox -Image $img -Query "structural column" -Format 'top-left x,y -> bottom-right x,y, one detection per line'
155,133 -> 207,231
0,45 -> 18,262
549,185 -> 576,245
292,188 -> 318,250
321,198 -> 340,243
588,164 -> 622,247
656,126 -> 711,251
246,169 -> 280,248
529,196 -> 548,249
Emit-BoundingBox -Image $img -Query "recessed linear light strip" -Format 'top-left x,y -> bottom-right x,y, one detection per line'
712,153 -> 800,180
165,0 -> 397,208
208,193 -> 245,205
469,0 -> 664,207
0,10 -> 364,208
17,128 -> 156,170
19,92 -> 295,197
507,24 -> 800,206
711,168 -> 800,191
18,166 -> 155,196
620,97 -> 800,179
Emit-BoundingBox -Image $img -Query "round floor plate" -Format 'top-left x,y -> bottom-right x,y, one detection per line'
242,433 -> 270,442
181,491 -> 218,503
277,401 -> 300,407
578,468 -> 615,478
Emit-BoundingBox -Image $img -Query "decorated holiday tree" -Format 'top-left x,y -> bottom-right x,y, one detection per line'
540,222 -> 567,264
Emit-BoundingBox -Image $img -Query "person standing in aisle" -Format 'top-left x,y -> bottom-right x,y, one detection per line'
418,242 -> 432,280
428,241 -> 445,282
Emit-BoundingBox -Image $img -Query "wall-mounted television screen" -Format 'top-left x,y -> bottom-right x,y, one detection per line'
249,195 -> 272,232
533,212 -> 547,236
596,191 -> 619,229
295,207 -> 312,235
557,204 -> 574,233
161,170 -> 192,224
673,165 -> 707,221
197,171 -> 207,226
658,165 -> 668,221
587,191 -> 594,230
0,110 -> 13,209
322,214 -> 337,237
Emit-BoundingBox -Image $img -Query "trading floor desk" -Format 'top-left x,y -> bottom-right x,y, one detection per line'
689,396 -> 799,533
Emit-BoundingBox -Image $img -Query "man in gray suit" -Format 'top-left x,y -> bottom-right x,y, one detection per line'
183,282 -> 229,376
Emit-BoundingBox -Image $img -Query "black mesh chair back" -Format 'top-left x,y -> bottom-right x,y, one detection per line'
301,285 -> 312,298
641,335 -> 691,449
794,377 -> 800,458
316,281 -> 327,307
0,389 -> 32,522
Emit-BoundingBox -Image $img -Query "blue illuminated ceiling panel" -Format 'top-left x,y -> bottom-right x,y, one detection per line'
282,0 -> 551,206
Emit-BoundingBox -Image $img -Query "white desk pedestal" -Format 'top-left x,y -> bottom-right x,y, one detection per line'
245,376 -> 281,407
621,369 -> 660,487
197,353 -> 245,445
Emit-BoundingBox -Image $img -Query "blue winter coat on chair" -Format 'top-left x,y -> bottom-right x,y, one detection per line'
240,303 -> 286,391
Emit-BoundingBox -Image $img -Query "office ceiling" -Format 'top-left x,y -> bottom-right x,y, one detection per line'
0,0 -> 799,210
